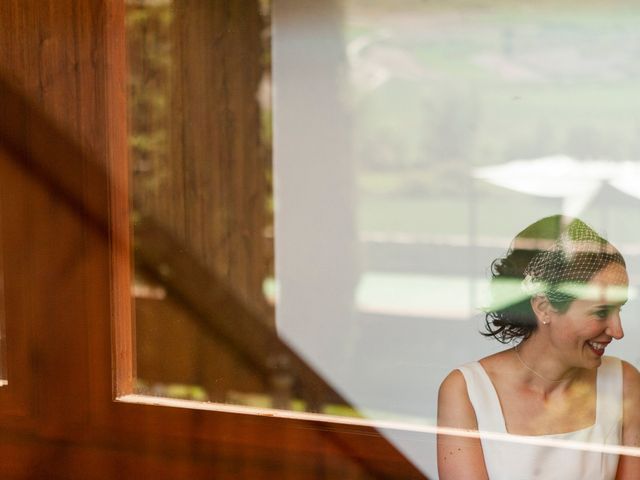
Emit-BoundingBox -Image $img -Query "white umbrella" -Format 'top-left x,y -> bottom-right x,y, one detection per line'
474,155 -> 640,217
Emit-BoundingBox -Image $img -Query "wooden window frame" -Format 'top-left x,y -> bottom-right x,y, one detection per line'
0,1 -> 426,478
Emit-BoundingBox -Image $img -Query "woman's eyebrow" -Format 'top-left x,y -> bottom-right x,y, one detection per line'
591,300 -> 627,309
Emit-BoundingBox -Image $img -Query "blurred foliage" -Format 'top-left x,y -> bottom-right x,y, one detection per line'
136,379 -> 209,402
126,3 -> 173,192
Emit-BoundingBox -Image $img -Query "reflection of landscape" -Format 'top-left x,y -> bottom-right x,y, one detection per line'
349,0 -> 640,320
129,2 -> 640,471
339,4 -> 640,474
338,0 -> 640,455
125,1 -> 640,477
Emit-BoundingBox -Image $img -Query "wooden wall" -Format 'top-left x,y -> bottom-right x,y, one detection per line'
128,0 -> 278,403
0,1 -> 427,478
130,0 -> 270,312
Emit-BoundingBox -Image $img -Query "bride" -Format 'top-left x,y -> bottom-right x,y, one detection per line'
437,216 -> 640,479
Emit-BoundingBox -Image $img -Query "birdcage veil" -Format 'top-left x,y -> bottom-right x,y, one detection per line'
520,218 -> 624,303
483,215 -> 626,343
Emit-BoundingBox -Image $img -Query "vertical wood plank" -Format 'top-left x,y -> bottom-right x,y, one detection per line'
135,0 -> 268,313
0,0 -> 127,423
131,0 -> 274,400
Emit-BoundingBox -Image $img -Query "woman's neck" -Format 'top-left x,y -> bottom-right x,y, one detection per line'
513,337 -> 581,394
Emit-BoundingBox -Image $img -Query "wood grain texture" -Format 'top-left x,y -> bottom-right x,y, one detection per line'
129,0 -> 279,404
0,1 -> 428,478
133,0 -> 269,315
133,214 -> 344,406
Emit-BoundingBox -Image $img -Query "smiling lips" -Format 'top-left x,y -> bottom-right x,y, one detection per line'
587,341 -> 609,356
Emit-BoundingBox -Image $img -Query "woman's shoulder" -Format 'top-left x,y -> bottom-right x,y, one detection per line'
440,349 -> 514,396
438,370 -> 479,430
602,356 -> 640,386
620,358 -> 640,393
439,369 -> 467,396
618,359 -> 640,454
441,350 -> 514,385
478,349 -> 515,377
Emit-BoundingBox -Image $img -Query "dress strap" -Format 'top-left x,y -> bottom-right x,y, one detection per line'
595,356 -> 623,443
458,362 -> 508,434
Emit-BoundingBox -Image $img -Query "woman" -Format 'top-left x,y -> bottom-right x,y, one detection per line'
437,215 -> 640,479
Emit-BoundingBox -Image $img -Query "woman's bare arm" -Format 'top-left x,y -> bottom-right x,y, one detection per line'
616,361 -> 640,479
437,370 -> 489,480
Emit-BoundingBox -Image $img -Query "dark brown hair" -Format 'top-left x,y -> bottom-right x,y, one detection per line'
483,215 -> 625,344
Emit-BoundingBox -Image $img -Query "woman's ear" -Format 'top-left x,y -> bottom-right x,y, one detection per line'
530,295 -> 551,325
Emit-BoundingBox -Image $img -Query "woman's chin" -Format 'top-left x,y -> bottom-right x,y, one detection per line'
582,346 -> 604,368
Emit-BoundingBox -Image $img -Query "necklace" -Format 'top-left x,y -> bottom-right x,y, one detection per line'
514,345 -> 574,383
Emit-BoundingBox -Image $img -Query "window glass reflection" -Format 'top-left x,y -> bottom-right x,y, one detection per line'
274,0 -> 640,476
128,0 -> 640,477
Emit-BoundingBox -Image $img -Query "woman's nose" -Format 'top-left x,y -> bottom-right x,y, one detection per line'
606,312 -> 624,340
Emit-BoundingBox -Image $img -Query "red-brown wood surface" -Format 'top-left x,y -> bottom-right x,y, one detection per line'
128,0 -> 278,402
0,1 -> 428,478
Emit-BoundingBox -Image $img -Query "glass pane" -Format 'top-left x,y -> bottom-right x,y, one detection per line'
274,0 -> 640,477
128,0 -> 640,477
126,0 -> 301,406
